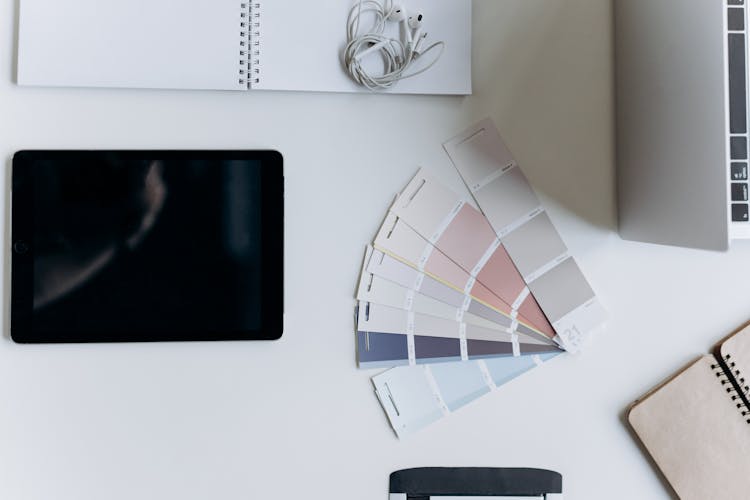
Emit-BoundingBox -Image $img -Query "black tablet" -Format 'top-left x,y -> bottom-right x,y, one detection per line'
11,150 -> 283,343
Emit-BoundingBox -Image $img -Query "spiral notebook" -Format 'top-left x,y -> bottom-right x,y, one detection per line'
16,0 -> 471,94
628,323 -> 750,500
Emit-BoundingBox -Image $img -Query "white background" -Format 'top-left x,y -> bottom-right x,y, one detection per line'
1,1 -> 748,499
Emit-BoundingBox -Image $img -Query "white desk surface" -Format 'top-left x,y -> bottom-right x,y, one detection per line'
1,1 -> 748,499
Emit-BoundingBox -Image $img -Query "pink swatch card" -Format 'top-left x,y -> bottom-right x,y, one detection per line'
356,247 -> 541,339
365,247 -> 557,348
444,118 -> 607,351
373,213 -> 554,344
389,172 -> 558,345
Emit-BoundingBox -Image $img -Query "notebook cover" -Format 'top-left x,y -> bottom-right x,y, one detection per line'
628,355 -> 750,500
17,0 -> 472,94
17,0 -> 244,90
253,0 -> 472,94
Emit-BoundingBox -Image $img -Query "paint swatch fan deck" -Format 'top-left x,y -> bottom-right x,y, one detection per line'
356,119 -> 606,437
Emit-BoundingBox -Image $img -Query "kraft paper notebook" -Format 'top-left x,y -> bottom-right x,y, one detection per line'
628,324 -> 750,500
16,0 -> 471,94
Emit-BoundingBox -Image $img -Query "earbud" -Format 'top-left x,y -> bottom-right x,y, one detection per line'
388,4 -> 412,44
408,12 -> 424,30
408,13 -> 424,50
387,4 -> 407,22
344,0 -> 445,90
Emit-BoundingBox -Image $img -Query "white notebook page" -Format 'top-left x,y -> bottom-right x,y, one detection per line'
18,0 -> 244,91
254,0 -> 472,94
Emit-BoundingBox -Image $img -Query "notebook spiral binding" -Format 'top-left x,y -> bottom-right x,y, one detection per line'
238,2 -> 261,87
250,2 -> 261,85
712,354 -> 750,424
239,2 -> 250,86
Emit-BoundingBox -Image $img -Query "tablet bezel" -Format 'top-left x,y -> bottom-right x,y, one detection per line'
10,150 -> 284,343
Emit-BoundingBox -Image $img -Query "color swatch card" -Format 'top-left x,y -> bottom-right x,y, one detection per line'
386,184 -> 558,344
373,212 -> 555,344
443,118 -> 607,351
357,247 -> 531,337
389,173 -> 568,344
366,248 -> 546,342
356,118 -> 604,438
373,352 -> 560,438
356,300 -> 558,368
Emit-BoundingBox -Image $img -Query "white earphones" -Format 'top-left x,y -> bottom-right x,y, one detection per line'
408,12 -> 424,45
343,0 -> 445,90
389,4 -> 412,44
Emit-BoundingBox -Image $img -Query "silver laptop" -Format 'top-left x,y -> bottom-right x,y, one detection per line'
615,0 -> 750,250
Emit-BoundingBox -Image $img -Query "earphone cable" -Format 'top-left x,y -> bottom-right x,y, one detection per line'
344,0 -> 444,90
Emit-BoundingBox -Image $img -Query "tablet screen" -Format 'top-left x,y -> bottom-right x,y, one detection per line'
11,151 -> 284,342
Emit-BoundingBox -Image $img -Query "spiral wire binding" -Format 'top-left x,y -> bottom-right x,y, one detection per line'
238,3 -> 261,87
250,2 -> 261,85
712,353 -> 750,424
238,3 -> 249,86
